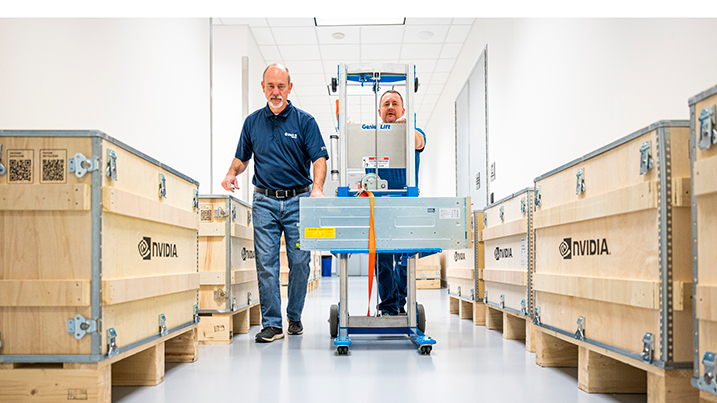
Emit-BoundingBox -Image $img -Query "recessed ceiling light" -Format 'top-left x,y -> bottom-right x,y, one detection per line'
418,31 -> 434,40
314,18 -> 406,27
332,32 -> 346,40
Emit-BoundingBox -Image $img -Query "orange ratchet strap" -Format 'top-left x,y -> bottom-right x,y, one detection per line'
358,189 -> 376,316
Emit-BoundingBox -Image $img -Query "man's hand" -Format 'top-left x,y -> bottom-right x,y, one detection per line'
310,188 -> 325,198
395,117 -> 407,123
221,174 -> 239,193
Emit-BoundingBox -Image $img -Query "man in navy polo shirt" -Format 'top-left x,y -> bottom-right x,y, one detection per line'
221,64 -> 328,343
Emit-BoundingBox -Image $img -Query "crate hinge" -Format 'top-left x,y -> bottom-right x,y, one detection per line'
158,174 -> 167,198
642,332 -> 655,363
69,152 -> 99,178
68,314 -> 99,340
576,168 -> 586,195
106,149 -> 118,181
639,141 -> 654,175
214,288 -> 228,301
698,105 -> 717,150
533,306 -> 541,325
158,313 -> 168,337
574,316 -> 586,340
107,328 -> 118,358
697,352 -> 717,395
214,207 -> 230,219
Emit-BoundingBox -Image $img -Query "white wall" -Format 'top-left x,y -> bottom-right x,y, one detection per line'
0,19 -> 211,189
424,18 -> 717,201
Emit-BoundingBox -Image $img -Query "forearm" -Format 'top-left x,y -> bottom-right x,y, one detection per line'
311,157 -> 327,196
414,130 -> 425,150
227,158 -> 249,177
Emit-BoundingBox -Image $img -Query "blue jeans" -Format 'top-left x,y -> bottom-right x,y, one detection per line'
252,190 -> 311,329
377,253 -> 407,314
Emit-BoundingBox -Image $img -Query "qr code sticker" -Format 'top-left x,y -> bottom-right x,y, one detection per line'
42,159 -> 65,182
200,206 -> 213,222
9,159 -> 32,183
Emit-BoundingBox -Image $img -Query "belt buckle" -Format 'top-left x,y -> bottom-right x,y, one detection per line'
276,189 -> 288,199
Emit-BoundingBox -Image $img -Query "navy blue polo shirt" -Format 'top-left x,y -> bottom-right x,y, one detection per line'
235,100 -> 329,190
366,127 -> 426,189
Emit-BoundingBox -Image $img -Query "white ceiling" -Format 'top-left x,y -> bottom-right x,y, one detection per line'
213,18 -> 474,134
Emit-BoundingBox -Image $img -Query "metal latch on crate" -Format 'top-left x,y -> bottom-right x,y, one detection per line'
0,144 -> 5,175
106,149 -> 118,181
483,290 -> 488,303
470,289 -> 475,301
107,328 -> 118,358
642,333 -> 654,363
0,331 -> 3,349
500,294 -> 505,309
698,352 -> 717,394
521,197 -> 526,214
457,286 -> 461,297
193,190 -> 199,210
534,187 -> 542,207
483,213 -> 487,227
159,314 -> 168,337
247,211 -> 253,226
576,168 -> 586,195
521,299 -> 527,316
574,317 -> 586,340
214,207 -> 230,219
158,174 -> 167,198
69,152 -> 99,178
247,292 -> 253,305
194,305 -> 200,324
214,288 -> 228,300
639,141 -> 653,175
499,206 -> 505,222
232,296 -> 237,310
533,307 -> 541,325
699,105 -> 717,150
232,205 -> 237,221
68,314 -> 98,340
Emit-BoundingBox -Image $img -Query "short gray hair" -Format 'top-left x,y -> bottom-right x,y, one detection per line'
262,63 -> 291,85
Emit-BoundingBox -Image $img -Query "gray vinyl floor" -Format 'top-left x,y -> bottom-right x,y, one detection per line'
113,276 -> 646,403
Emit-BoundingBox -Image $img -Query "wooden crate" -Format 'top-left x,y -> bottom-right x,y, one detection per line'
482,187 -> 535,351
416,252 -> 441,289
197,195 -> 260,344
0,130 -> 200,364
533,121 -> 696,402
0,325 -> 198,402
689,84 -> 717,401
446,210 -> 486,325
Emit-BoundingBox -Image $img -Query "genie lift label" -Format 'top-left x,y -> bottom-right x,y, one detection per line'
362,156 -> 390,168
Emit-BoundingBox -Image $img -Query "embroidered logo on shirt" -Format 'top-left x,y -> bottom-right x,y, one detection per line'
284,132 -> 298,139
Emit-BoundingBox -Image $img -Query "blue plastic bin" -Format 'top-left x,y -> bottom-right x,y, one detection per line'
322,256 -> 332,277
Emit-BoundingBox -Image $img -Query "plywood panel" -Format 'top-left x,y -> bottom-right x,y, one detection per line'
0,306 -> 93,355
102,273 -> 199,305
447,276 -> 479,301
484,281 -> 528,313
103,188 -> 199,231
482,219 -> 527,241
485,192 -> 527,229
0,184 -> 90,210
0,280 -> 90,307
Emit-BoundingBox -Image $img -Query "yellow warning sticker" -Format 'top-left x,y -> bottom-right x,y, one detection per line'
304,228 -> 336,239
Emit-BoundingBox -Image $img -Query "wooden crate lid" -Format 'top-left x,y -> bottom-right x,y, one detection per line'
689,83 -> 717,107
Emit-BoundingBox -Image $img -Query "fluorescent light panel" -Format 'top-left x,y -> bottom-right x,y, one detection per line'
314,18 -> 405,27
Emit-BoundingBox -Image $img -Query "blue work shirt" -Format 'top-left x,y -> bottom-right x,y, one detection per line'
235,100 -> 329,190
367,127 -> 426,189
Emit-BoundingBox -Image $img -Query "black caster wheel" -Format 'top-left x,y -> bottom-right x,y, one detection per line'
337,346 -> 349,355
417,304 -> 426,333
420,345 -> 432,355
329,304 -> 339,338
331,77 -> 338,93
414,76 -> 420,92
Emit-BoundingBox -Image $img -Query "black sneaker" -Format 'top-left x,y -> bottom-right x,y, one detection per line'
398,307 -> 406,315
255,326 -> 284,343
288,320 -> 303,335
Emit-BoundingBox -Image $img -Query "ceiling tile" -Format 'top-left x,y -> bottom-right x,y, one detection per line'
316,26 -> 360,44
301,96 -> 330,106
405,18 -> 453,25
424,84 -> 443,95
362,44 -> 402,60
400,44 -> 442,59
421,94 -> 439,105
284,60 -> 324,74
291,73 -> 329,87
414,60 -> 437,75
446,25 -> 472,43
429,72 -> 449,85
259,45 -> 281,61
293,85 -> 330,97
360,26 -> 406,44
271,27 -> 318,45
434,58 -> 456,73
320,44 -> 361,61
267,18 -> 315,27
279,45 -> 321,61
403,25 -> 449,43
451,18 -> 475,25
251,27 -> 275,45
217,18 -> 268,27
440,43 -> 463,59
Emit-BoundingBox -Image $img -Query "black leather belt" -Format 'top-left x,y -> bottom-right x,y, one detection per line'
255,186 -> 310,199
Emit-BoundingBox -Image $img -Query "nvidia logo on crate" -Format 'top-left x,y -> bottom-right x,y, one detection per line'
559,237 -> 610,260
493,247 -> 513,261
241,247 -> 255,261
138,237 -> 179,260
454,251 -> 466,262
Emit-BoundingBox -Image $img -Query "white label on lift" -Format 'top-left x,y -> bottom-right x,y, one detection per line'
521,237 -> 527,267
362,156 -> 390,168
439,208 -> 460,219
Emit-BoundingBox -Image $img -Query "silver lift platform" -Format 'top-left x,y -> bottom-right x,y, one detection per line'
299,63 -> 469,355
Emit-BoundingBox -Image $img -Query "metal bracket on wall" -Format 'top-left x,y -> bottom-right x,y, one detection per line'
533,307 -> 541,325
107,328 -> 118,358
520,197 -> 526,215
106,149 -> 118,181
698,105 -> 717,150
499,294 -> 505,309
214,207 -> 230,219
69,152 -> 99,178
499,206 -> 504,222
698,352 -> 717,395
576,168 -> 586,195
639,141 -> 654,175
534,187 -> 542,207
574,317 -> 586,340
67,314 -> 98,340
642,333 -> 655,363
158,174 -> 167,198
214,288 -> 228,301
158,314 -> 168,337
0,144 -> 6,175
